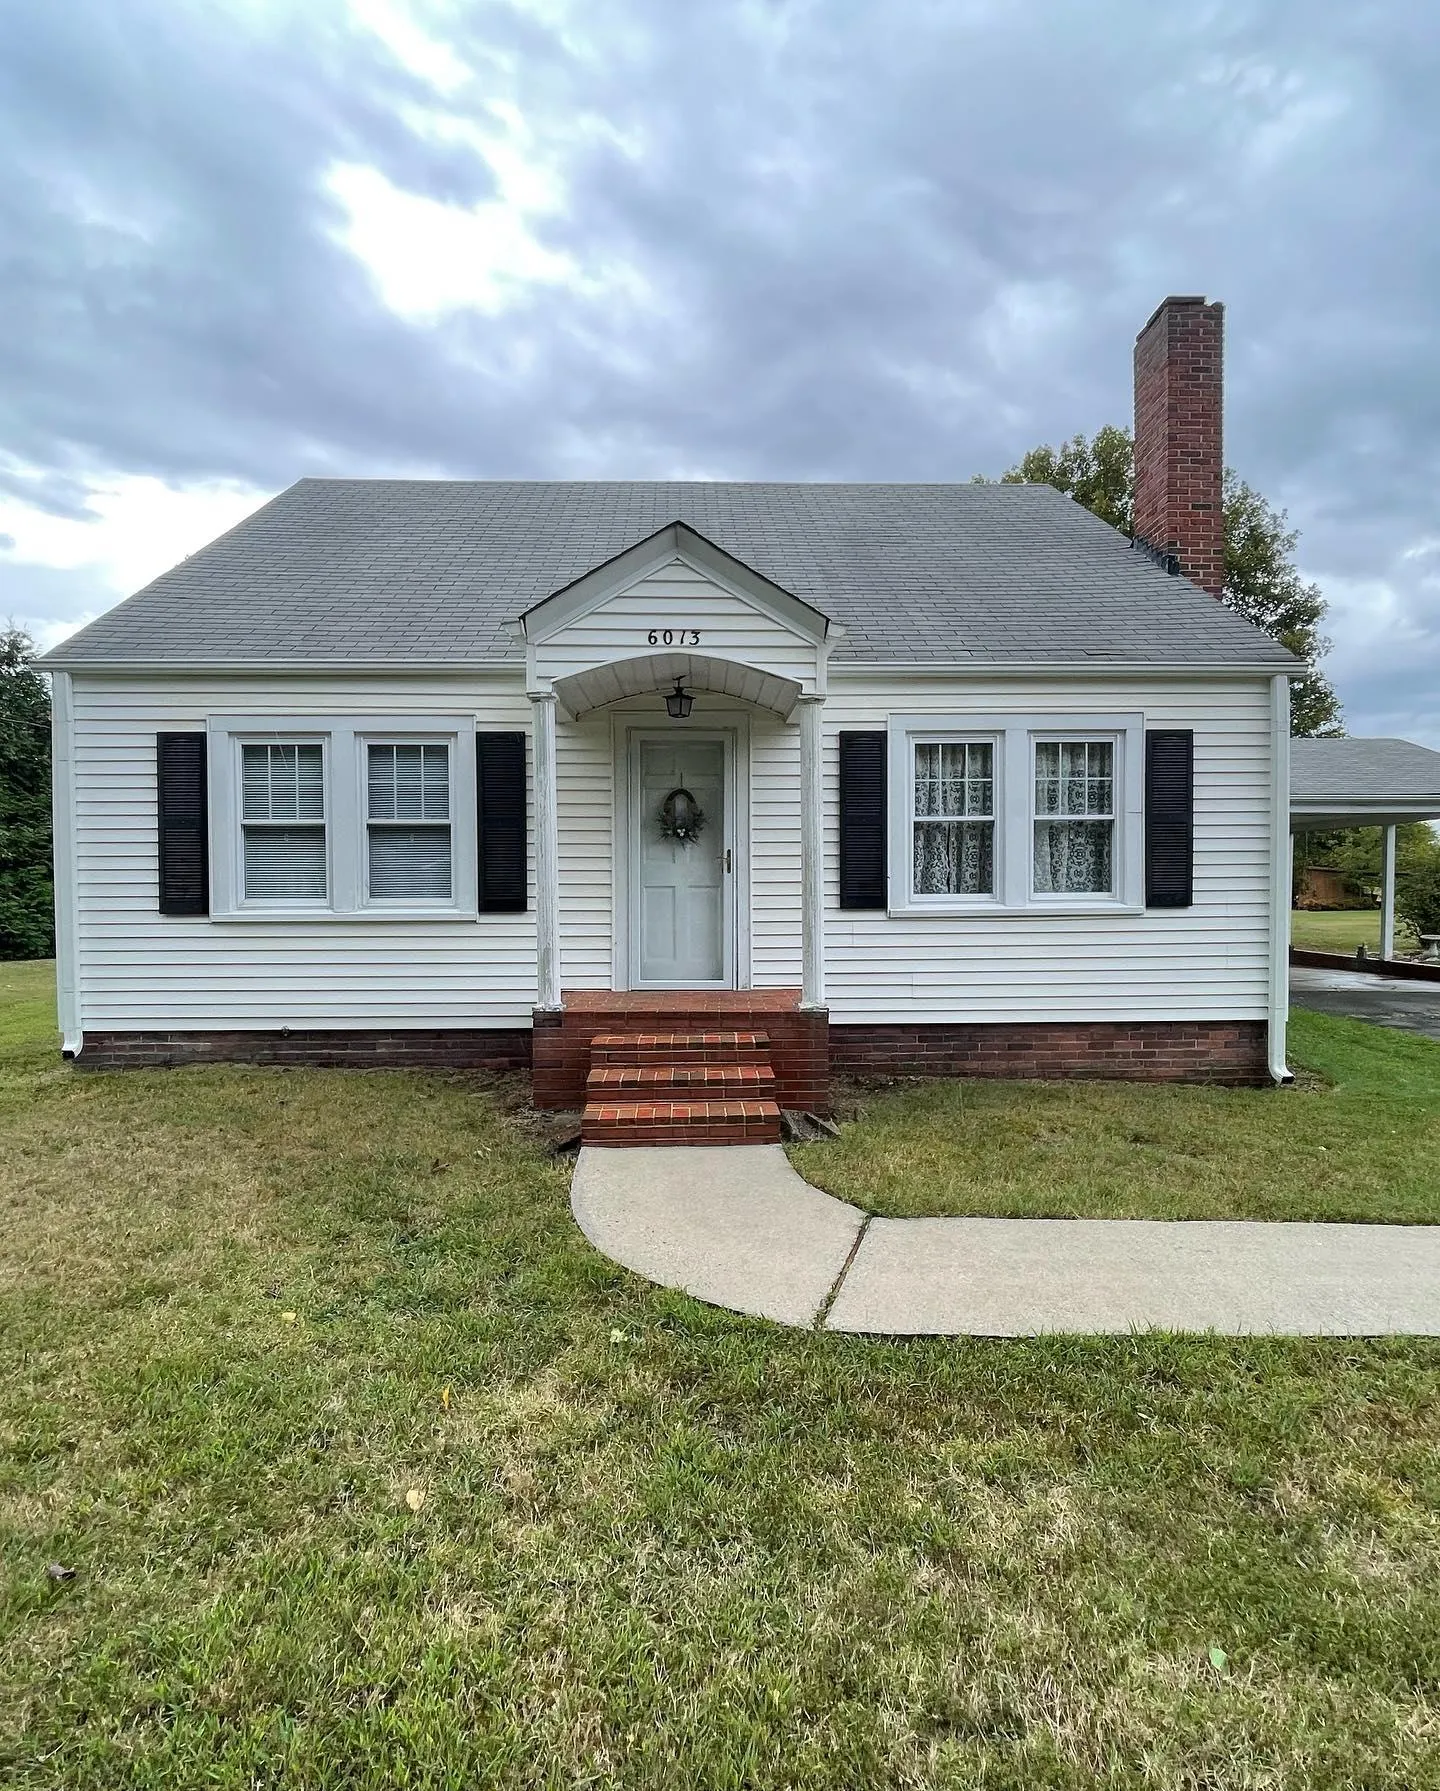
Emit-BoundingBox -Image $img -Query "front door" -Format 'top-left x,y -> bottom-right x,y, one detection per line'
631,736 -> 731,987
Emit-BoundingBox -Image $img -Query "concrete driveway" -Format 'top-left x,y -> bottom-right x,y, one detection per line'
1291,964 -> 1440,1042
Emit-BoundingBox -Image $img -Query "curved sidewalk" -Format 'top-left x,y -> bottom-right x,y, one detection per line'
570,1144 -> 1440,1336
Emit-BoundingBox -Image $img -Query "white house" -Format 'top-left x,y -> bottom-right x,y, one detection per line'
43,296 -> 1298,1143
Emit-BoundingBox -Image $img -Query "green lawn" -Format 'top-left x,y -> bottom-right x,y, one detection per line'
2,962 -> 1439,1789
792,1010 -> 1440,1223
1290,908 -> 1418,954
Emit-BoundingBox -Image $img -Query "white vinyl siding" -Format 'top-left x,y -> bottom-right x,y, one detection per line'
63,665 -> 1275,1037
831,675 -> 1275,1026
534,557 -> 817,689
69,675 -> 531,1029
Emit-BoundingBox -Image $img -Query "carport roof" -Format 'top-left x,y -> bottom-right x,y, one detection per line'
1291,737 -> 1440,830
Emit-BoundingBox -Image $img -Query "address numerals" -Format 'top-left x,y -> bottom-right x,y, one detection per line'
646,628 -> 701,647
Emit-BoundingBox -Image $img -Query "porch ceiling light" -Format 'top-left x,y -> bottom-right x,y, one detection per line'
665,679 -> 694,720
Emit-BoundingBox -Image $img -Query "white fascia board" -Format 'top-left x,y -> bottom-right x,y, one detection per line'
1290,800 -> 1440,829
42,660 -> 528,677
43,654 -> 1290,679
518,520 -> 835,646
828,661 -> 1292,679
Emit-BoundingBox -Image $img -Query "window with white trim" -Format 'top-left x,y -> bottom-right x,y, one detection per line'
208,717 -> 478,919
1032,740 -> 1114,896
241,743 -> 328,902
912,740 -> 995,896
366,742 -> 453,901
887,713 -> 1143,913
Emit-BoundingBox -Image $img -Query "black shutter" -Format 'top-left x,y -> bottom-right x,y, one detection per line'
838,730 -> 887,910
1145,729 -> 1194,907
157,733 -> 209,916
477,731 -> 527,912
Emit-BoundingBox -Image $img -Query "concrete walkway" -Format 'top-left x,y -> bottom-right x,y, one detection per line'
1291,963 -> 1440,1042
570,1144 -> 1440,1336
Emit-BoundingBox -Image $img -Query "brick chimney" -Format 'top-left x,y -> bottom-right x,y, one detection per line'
1133,296 -> 1225,598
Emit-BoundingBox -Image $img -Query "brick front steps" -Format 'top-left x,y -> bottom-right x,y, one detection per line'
533,990 -> 830,1114
582,1030 -> 782,1146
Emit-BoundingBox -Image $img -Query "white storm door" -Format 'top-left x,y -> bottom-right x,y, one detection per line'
632,736 -> 732,987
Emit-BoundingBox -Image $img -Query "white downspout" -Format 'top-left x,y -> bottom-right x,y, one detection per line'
50,671 -> 83,1058
1268,672 -> 1293,1085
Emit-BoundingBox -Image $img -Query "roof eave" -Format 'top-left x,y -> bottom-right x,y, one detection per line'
42,653 -> 1296,676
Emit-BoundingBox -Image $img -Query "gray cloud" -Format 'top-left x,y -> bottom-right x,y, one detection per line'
2,0 -> 1437,737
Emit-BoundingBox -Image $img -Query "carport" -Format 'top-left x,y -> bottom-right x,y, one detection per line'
1291,737 -> 1440,959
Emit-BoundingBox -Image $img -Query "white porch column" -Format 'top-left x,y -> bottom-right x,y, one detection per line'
530,690 -> 561,1011
797,693 -> 826,1010
1380,822 -> 1397,960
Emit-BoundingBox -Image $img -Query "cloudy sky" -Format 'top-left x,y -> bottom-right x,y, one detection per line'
3,0 -> 1437,739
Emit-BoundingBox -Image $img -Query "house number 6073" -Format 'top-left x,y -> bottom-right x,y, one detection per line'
646,628 -> 701,646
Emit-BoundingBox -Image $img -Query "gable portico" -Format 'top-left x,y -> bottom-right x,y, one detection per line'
517,522 -> 836,1134
519,522 -> 835,1016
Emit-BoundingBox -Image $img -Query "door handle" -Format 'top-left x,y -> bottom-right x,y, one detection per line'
725,848 -> 732,874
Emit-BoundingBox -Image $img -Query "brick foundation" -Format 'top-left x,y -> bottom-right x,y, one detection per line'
73,1014 -> 1268,1090
75,1029 -> 534,1072
829,1019 -> 1268,1086
533,990 -> 830,1112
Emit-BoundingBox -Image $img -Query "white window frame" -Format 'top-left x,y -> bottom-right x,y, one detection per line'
1029,731 -> 1124,906
886,712 -> 1145,916
902,730 -> 1004,910
358,735 -> 458,911
234,732 -> 332,911
208,716 -> 478,920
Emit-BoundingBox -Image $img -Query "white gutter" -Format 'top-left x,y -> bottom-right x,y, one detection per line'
37,656 -> 1299,679
50,671 -> 83,1058
1268,672 -> 1293,1085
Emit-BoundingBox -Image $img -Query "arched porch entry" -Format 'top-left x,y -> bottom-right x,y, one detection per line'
531,651 -> 824,1009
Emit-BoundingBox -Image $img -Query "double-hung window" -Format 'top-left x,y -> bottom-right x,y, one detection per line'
1032,740 -> 1114,897
888,713 -> 1142,912
366,742 -> 453,902
241,743 -> 328,902
211,718 -> 477,917
912,741 -> 995,897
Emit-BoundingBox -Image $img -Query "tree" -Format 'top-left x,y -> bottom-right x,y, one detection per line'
1396,854 -> 1440,945
984,427 -> 1343,736
1221,473 -> 1341,738
1325,823 -> 1440,893
0,628 -> 54,960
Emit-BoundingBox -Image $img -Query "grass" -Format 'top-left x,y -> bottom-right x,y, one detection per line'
1290,908 -> 1419,954
791,1010 -> 1440,1223
1,963 -> 1438,1788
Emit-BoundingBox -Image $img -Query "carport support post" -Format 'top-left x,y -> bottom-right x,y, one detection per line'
798,693 -> 826,1010
1380,823 -> 1397,961
530,689 -> 561,1011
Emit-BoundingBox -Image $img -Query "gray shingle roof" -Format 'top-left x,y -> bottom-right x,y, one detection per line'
42,478 -> 1297,669
1292,738 -> 1440,806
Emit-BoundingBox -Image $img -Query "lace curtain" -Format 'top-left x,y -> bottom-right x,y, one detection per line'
913,741 -> 994,895
1033,741 -> 1114,894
